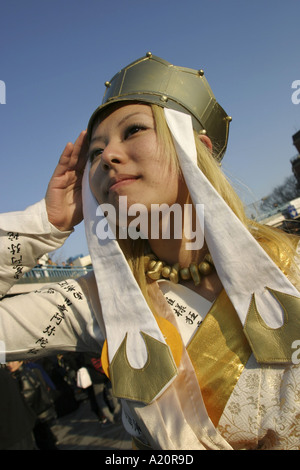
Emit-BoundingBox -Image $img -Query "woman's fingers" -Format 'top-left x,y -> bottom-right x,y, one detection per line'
45,131 -> 89,230
53,131 -> 88,179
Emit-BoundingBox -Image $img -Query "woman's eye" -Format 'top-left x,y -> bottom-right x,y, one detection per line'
124,124 -> 146,139
89,148 -> 103,163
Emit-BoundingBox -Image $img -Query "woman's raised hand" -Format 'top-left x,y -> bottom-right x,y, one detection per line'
45,131 -> 89,232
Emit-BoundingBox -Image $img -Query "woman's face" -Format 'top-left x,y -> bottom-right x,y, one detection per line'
89,104 -> 187,216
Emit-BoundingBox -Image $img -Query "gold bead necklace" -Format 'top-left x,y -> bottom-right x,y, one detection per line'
144,253 -> 215,286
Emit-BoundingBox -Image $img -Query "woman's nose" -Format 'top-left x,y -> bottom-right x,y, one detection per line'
100,142 -> 126,170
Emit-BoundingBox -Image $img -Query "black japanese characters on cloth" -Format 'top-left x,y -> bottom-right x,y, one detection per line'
7,232 -> 23,279
27,280 -> 84,357
165,294 -> 203,328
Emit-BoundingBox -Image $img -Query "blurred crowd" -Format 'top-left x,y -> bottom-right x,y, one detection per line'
0,352 -> 120,450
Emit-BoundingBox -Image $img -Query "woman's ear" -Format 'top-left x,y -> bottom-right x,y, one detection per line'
197,134 -> 213,152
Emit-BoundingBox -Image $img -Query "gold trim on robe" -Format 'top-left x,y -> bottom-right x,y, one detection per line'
244,288 -> 300,364
187,289 -> 252,426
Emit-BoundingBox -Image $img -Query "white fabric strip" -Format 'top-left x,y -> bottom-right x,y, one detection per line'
82,161 -> 172,371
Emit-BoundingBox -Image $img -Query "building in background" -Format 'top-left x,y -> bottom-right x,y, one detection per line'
291,130 -> 300,186
247,129 -> 300,235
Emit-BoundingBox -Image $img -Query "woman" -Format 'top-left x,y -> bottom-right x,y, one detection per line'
0,53 -> 299,450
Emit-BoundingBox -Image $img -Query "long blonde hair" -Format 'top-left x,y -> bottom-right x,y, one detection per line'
118,104 -> 300,297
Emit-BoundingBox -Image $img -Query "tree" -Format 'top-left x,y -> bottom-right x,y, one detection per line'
260,175 -> 300,211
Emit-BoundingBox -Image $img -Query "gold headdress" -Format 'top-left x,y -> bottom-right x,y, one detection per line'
87,52 -> 231,161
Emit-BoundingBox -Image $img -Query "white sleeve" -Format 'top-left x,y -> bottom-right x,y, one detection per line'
0,200 -> 104,362
0,274 -> 103,362
0,199 -> 73,298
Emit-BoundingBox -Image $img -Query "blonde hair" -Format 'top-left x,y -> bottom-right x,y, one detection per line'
118,104 -> 300,297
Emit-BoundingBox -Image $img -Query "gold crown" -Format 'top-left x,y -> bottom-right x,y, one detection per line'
87,52 -> 232,161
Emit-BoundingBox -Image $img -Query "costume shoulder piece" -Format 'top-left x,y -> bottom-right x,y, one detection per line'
243,236 -> 300,364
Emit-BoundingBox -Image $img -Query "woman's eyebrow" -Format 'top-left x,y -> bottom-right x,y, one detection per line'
89,135 -> 104,145
90,111 -> 148,146
117,111 -> 146,127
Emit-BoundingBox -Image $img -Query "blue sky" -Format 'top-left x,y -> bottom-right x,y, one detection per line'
1,0 -> 300,261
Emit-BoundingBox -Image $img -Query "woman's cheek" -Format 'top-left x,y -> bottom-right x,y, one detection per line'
89,167 -> 105,204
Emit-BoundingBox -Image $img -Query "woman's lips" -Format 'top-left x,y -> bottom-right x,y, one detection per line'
108,175 -> 140,192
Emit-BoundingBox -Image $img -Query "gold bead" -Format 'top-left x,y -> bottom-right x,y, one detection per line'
147,261 -> 164,280
147,270 -> 162,280
179,267 -> 191,280
162,266 -> 171,278
198,260 -> 213,276
148,259 -> 157,270
151,261 -> 164,272
189,262 -> 201,286
104,81 -> 111,88
146,52 -> 152,57
204,253 -> 214,266
170,272 -> 178,283
169,263 -> 180,284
